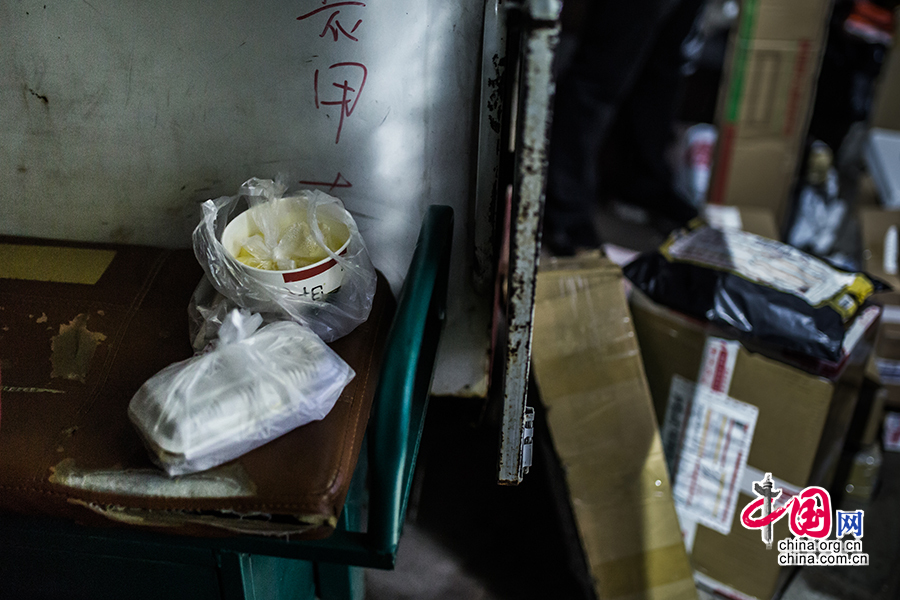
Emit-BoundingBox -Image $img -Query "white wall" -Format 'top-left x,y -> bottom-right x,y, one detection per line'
0,0 -> 493,395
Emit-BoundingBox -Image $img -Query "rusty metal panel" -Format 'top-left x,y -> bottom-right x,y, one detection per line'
498,4 -> 559,485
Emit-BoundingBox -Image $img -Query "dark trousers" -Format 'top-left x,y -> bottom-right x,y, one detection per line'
545,0 -> 704,233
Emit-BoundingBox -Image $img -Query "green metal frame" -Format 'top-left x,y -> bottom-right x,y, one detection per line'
0,205 -> 454,596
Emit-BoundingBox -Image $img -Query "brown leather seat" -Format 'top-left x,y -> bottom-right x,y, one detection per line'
0,238 -> 394,539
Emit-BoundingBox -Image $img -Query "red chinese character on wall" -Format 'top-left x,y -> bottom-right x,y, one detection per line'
297,2 -> 366,42
314,62 -> 368,144
297,172 -> 353,192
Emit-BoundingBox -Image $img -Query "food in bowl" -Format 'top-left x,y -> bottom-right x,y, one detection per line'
226,196 -> 350,272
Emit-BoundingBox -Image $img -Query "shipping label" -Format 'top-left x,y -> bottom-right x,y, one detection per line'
671,338 -> 758,536
884,412 -> 900,452
673,389 -> 759,535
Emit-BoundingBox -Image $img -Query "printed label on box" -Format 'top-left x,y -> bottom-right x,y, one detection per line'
673,390 -> 759,535
875,359 -> 900,386
884,412 -> 900,452
697,337 -> 740,393
671,338 -> 758,536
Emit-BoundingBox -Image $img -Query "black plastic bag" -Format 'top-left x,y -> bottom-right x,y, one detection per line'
623,224 -> 884,362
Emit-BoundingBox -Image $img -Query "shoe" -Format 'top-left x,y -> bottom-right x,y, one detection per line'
542,217 -> 602,257
622,190 -> 699,234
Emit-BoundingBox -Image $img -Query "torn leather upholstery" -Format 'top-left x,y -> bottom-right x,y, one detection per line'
0,237 -> 393,539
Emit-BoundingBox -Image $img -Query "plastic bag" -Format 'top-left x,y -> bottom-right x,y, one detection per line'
623,223 -> 882,362
787,141 -> 848,259
787,183 -> 847,257
129,310 -> 355,476
677,123 -> 717,207
193,178 -> 376,343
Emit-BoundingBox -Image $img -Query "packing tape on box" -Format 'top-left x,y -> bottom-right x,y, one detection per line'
875,358 -> 900,385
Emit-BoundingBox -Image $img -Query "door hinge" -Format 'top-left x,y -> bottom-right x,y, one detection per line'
522,406 -> 535,474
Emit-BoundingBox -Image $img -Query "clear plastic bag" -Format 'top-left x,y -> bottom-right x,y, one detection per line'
193,177 -> 376,343
128,310 -> 355,476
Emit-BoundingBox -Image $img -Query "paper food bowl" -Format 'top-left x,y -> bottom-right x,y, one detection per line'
221,198 -> 351,300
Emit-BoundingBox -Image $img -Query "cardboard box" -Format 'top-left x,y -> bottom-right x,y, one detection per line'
630,291 -> 870,600
830,372 -> 884,504
872,10 -> 900,131
844,376 -> 887,451
532,254 -> 698,600
857,171 -> 883,207
709,0 -> 831,223
870,313 -> 900,409
842,443 -> 882,502
860,207 -> 900,407
861,208 -> 900,290
883,411 -> 900,451
704,205 -> 780,240
866,129 -> 900,210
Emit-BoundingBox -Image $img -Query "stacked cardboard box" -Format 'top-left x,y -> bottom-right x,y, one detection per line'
861,208 -> 900,408
703,205 -> 779,240
841,365 -> 886,500
842,443 -> 883,501
630,290 -> 876,600
839,373 -> 885,502
532,254 -> 698,600
709,0 -> 832,223
855,208 -> 900,501
871,10 -> 900,131
866,129 -> 900,209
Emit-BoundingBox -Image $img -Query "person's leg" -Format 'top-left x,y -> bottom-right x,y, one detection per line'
607,0 -> 705,226
544,0 -> 683,253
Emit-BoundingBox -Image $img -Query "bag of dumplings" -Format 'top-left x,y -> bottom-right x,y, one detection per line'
129,310 -> 354,476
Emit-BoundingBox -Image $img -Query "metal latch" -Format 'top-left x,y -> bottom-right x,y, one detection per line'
522,406 -> 535,474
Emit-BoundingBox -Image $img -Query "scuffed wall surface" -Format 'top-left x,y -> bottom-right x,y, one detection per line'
0,0 -> 490,394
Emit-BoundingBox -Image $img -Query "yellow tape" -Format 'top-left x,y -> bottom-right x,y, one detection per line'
848,274 -> 875,303
825,274 -> 875,320
0,244 -> 115,285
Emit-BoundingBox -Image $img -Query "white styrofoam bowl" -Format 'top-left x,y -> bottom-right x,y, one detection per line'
221,199 -> 350,301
